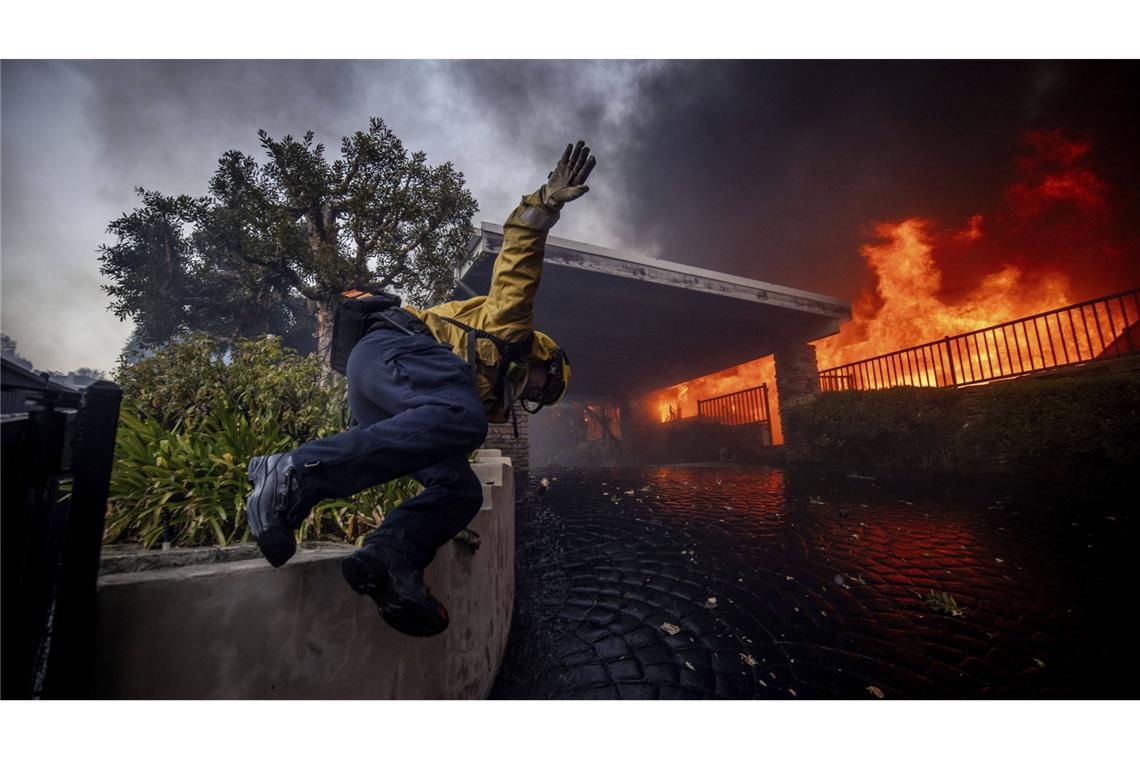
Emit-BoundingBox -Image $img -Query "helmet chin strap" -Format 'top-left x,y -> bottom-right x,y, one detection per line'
520,387 -> 545,414
518,347 -> 568,415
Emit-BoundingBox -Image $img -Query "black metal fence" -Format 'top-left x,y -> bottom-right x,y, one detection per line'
818,287 -> 1140,391
698,384 -> 771,428
1,358 -> 122,699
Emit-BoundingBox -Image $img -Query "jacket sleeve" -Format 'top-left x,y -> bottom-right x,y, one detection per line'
482,189 -> 560,343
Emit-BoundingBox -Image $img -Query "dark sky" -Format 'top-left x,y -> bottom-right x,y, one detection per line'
3,60 -> 1138,372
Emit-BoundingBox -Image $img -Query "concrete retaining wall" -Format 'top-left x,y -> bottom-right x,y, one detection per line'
93,451 -> 514,699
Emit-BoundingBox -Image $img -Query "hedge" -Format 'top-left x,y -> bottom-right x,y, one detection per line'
781,372 -> 1140,480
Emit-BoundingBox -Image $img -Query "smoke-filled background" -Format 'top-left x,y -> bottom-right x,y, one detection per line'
3,60 -> 1139,373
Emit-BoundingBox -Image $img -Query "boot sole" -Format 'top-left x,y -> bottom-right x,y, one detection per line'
257,527 -> 297,568
341,554 -> 449,638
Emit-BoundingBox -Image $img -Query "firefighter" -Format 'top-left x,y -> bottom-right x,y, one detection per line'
244,141 -> 595,637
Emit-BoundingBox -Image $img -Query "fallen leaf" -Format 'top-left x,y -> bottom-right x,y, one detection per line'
661,622 -> 681,636
704,597 -> 718,609
741,653 -> 758,667
866,685 -> 885,699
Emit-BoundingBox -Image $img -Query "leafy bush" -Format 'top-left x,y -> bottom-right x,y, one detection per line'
955,372 -> 1140,477
113,332 -> 346,442
782,372 -> 1140,480
782,386 -> 966,469
106,332 -> 420,548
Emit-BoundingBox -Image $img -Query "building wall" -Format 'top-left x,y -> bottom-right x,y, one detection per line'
484,401 -> 529,472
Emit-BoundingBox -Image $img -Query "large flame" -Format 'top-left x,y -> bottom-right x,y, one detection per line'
816,128 -> 1124,370
643,129 -> 1133,441
813,219 -> 1073,370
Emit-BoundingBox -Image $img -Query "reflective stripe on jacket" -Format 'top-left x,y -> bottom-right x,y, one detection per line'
403,190 -> 559,423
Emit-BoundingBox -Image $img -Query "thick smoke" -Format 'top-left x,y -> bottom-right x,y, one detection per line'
605,61 -> 1140,300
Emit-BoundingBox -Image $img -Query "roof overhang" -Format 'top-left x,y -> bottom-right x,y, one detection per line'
455,222 -> 851,397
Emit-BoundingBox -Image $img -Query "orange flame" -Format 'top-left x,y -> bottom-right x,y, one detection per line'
643,129 -> 1132,439
814,128 -> 1125,371
813,218 -> 1073,370
648,357 -> 782,444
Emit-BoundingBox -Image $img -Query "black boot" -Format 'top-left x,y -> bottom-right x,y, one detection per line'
245,452 -> 319,568
341,543 -> 449,638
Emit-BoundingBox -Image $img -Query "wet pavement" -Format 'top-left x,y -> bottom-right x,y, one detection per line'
490,465 -> 1135,699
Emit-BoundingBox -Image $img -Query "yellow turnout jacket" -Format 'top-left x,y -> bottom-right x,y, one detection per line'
403,190 -> 561,423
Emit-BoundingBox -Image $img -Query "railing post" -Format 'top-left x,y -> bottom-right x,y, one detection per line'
943,335 -> 957,387
43,380 -> 122,698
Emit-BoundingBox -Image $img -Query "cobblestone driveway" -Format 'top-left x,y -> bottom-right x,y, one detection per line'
491,465 -> 1134,699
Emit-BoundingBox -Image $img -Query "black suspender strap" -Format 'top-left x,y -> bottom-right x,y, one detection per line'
439,316 -> 534,437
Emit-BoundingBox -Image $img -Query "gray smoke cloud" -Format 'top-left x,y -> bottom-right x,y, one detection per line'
3,60 -> 1138,374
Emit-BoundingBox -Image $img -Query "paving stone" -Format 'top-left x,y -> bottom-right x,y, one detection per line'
635,643 -> 675,665
624,625 -> 660,648
643,662 -> 679,684
593,635 -> 632,660
607,658 -> 645,683
617,684 -> 658,699
573,663 -> 611,688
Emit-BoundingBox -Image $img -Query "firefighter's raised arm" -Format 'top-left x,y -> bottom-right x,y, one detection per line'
484,141 -> 596,342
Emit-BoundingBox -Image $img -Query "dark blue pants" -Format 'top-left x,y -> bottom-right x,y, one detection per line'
290,322 -> 489,569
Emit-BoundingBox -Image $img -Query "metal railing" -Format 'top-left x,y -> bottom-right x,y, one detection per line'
698,384 -> 771,427
2,358 -> 122,698
818,287 -> 1140,391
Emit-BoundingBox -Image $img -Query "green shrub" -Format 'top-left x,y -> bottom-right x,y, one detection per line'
782,372 -> 1140,480
782,386 -> 965,469
106,332 -> 420,548
113,332 -> 346,442
956,373 -> 1140,476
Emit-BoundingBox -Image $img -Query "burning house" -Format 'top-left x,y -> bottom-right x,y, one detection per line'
454,224 -> 851,468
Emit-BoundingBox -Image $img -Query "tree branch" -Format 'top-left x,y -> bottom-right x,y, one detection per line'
235,250 -> 322,301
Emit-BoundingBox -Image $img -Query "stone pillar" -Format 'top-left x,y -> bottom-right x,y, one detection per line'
773,343 -> 820,455
483,401 -> 530,472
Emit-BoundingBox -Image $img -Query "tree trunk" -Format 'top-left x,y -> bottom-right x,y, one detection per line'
314,299 -> 336,389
